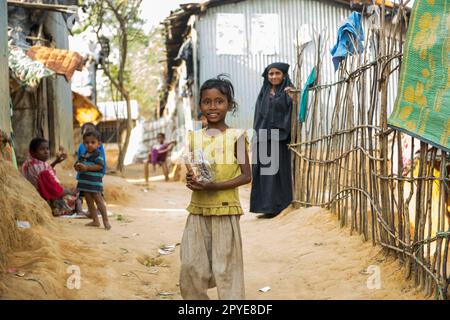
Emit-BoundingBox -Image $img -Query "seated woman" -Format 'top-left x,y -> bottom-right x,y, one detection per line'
21,137 -> 77,216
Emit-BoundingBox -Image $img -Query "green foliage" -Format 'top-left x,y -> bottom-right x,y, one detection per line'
127,26 -> 165,120
78,0 -> 165,120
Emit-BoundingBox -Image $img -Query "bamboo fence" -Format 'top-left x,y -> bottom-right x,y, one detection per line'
289,4 -> 450,299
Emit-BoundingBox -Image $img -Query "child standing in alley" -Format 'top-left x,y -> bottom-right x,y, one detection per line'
180,75 -> 251,300
75,130 -> 111,230
75,122 -> 106,215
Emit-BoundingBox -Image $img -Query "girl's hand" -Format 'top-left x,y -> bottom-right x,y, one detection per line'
186,176 -> 215,191
186,171 -> 194,183
187,180 -> 207,191
186,171 -> 198,191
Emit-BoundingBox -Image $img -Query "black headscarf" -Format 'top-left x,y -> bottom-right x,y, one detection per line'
253,62 -> 293,141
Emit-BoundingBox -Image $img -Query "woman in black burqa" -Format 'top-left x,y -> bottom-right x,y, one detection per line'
250,62 -> 295,218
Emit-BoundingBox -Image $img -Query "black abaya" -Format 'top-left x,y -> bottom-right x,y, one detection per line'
250,63 -> 293,216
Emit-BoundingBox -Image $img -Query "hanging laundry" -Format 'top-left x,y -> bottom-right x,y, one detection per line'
27,46 -> 84,82
330,11 -> 364,71
8,47 -> 55,90
299,67 -> 317,123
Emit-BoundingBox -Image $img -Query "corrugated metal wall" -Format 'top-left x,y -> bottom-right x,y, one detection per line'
46,12 -> 74,153
196,0 -> 352,129
0,0 -> 10,134
196,0 -> 402,131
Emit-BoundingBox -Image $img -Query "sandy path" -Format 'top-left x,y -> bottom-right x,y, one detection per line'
1,164 -> 426,299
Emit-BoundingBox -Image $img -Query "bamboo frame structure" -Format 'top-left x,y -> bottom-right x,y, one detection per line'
289,4 -> 450,299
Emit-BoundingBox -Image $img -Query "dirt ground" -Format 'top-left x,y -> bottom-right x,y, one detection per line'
0,163 -> 426,300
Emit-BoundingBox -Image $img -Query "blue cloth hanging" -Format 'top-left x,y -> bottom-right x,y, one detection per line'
299,67 -> 317,123
330,11 -> 364,71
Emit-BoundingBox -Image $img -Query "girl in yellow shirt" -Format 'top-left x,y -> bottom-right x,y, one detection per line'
181,75 -> 251,300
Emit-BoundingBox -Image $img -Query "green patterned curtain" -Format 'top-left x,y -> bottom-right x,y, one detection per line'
388,0 -> 450,152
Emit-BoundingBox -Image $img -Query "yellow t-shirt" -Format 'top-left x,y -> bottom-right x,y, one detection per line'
186,128 -> 248,216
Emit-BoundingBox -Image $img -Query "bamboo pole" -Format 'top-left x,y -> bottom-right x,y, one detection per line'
441,153 -> 449,298
396,132 -> 405,261
424,148 -> 437,296
287,3 -> 448,298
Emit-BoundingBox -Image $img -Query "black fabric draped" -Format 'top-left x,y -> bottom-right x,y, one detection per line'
253,63 -> 293,142
250,62 -> 293,216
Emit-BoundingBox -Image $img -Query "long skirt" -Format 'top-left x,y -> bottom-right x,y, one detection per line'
179,214 -> 245,300
250,139 -> 293,215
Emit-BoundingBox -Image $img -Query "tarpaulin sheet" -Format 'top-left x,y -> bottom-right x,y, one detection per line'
388,0 -> 450,152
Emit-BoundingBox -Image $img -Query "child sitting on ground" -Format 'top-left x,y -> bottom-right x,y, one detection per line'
22,137 -> 77,216
74,130 -> 110,230
146,133 -> 176,182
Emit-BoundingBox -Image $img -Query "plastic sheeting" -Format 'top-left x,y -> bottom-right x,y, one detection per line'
7,0 -> 79,48
8,47 -> 54,90
388,0 -> 450,152
27,45 -> 83,81
72,92 -> 102,126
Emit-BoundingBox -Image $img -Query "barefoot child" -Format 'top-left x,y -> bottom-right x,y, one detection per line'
74,130 -> 111,230
75,122 -> 106,215
145,133 -> 176,182
180,75 -> 251,300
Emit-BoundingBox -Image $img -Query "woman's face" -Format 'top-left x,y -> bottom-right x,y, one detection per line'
267,68 -> 284,86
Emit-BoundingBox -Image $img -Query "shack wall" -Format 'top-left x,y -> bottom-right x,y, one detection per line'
0,0 -> 10,134
195,0 -> 401,129
45,11 -> 74,155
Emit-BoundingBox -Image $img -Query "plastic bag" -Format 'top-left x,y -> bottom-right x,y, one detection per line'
182,150 -> 215,183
